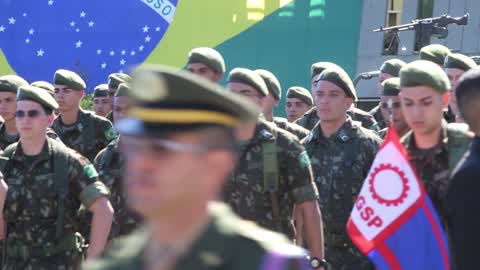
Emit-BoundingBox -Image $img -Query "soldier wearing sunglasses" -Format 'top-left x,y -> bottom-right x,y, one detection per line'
0,85 -> 113,269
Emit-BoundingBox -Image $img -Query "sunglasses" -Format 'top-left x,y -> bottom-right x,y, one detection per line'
15,109 -> 43,118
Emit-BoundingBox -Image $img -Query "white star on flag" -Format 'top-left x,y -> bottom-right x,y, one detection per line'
75,40 -> 82,48
139,45 -> 144,51
155,27 -> 161,31
23,13 -> 27,17
145,36 -> 151,42
119,69 -> 124,73
8,17 -> 15,24
142,25 -> 149,32
80,11 -> 86,18
28,28 -> 34,35
130,51 -> 136,56
109,51 -> 115,56
70,21 -> 75,27
76,28 -> 80,32
88,21 -> 95,27
37,49 -> 45,56
25,38 -> 30,44
101,63 -> 107,69
0,26 -> 5,32
97,49 -> 102,55
48,0 -> 54,6
121,50 -> 126,55
120,59 -> 126,65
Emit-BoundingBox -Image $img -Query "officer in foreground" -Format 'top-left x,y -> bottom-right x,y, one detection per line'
84,66 -> 311,270
0,85 -> 113,269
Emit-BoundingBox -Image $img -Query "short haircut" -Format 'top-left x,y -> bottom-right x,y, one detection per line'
41,104 -> 54,115
456,68 -> 480,132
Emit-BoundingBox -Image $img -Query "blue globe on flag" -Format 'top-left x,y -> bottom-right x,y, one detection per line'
0,0 -> 178,92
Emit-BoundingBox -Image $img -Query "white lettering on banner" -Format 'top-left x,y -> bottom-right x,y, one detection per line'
350,142 -> 421,241
140,0 -> 176,23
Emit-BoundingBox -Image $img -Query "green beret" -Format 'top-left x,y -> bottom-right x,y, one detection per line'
31,81 -> 55,96
380,59 -> 407,77
419,44 -> 451,66
17,85 -> 59,110
117,65 -> 258,137
0,75 -> 28,93
444,53 -> 477,71
400,60 -> 451,93
254,69 -> 282,100
381,77 -> 401,96
228,68 -> 268,97
311,62 -> 340,78
54,69 -> 86,91
108,73 -> 132,90
93,84 -> 109,98
115,83 -> 131,97
188,47 -> 226,74
318,67 -> 357,101
286,86 -> 313,106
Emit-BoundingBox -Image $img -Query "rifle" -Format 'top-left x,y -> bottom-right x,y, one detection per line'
373,13 -> 469,51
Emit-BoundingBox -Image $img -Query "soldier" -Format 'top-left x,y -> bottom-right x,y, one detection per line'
186,47 -> 225,83
301,67 -> 382,270
443,53 -> 477,123
31,81 -> 55,97
225,68 -> 326,269
0,75 -> 28,150
106,73 -> 132,122
95,83 -> 141,238
255,69 -> 310,140
0,85 -> 113,269
399,60 -> 472,226
296,63 -> 378,131
419,44 -> 451,66
51,69 -> 117,162
368,59 -> 406,130
376,78 -> 410,138
84,65 -> 310,270
92,84 -> 112,118
285,86 -> 313,122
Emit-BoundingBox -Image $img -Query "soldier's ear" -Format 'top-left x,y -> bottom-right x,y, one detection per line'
441,91 -> 450,109
47,113 -> 55,126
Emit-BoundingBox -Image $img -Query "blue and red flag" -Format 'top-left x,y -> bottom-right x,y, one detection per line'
347,127 -> 450,270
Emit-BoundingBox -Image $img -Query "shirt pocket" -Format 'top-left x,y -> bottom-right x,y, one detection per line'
24,173 -> 58,219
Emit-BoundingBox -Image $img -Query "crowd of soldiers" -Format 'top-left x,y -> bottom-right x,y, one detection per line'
0,41 -> 478,270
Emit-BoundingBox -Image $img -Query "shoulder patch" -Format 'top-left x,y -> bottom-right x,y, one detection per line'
83,164 -> 99,178
104,127 -> 118,141
297,151 -> 311,169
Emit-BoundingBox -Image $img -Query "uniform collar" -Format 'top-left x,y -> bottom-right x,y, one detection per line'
308,116 -> 357,144
13,138 -> 52,162
403,120 -> 448,159
251,118 -> 277,144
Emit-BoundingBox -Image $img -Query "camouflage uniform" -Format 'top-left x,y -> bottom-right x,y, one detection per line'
302,116 -> 382,270
51,109 -> 116,162
295,107 -> 378,131
401,122 -> 471,226
273,117 -> 310,140
1,137 -> 109,270
368,104 -> 387,130
105,112 -> 113,124
223,119 -> 318,240
94,137 -> 142,238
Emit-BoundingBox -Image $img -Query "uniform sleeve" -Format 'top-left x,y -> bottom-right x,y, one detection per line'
69,153 -> 110,208
281,136 -> 319,204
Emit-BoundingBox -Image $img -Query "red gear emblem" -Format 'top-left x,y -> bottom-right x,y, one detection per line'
368,163 -> 409,207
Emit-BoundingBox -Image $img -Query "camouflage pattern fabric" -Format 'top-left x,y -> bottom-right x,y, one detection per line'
51,109 -> 117,162
94,137 -> 142,239
223,119 -> 318,239
273,117 -> 310,140
368,104 -> 387,131
295,107 -> 378,132
1,137 -> 109,270
302,117 -> 382,270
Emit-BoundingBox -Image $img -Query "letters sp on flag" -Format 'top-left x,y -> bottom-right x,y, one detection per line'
141,0 -> 176,23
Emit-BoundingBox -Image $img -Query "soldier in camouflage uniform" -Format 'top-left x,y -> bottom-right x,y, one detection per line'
105,73 -> 131,123
399,60 -> 472,226
376,78 -> 410,139
225,68 -> 326,269
94,83 -> 141,238
51,69 -> 117,162
92,84 -> 112,118
0,75 -> 29,150
285,86 -> 313,123
302,67 -> 382,270
0,85 -> 113,269
255,69 -> 310,140
368,59 -> 406,131
84,66 -> 311,270
295,63 -> 378,131
186,47 -> 225,83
